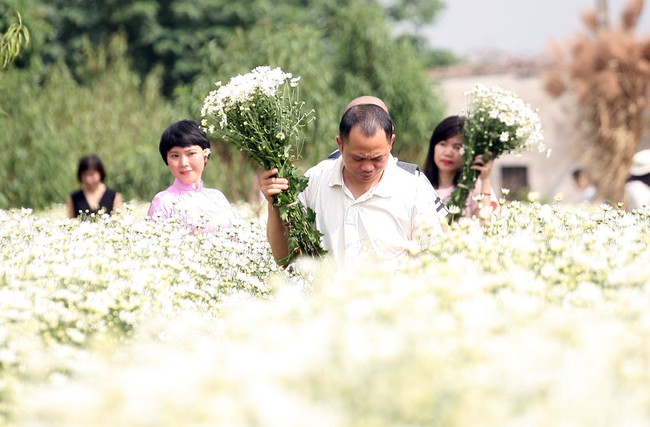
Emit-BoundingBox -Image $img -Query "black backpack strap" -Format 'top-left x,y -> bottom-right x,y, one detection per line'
396,160 -> 420,175
327,149 -> 341,159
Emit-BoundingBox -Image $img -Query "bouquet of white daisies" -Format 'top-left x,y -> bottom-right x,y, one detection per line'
448,84 -> 547,221
201,66 -> 326,264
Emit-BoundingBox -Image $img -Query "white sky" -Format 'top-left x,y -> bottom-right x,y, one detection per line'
423,0 -> 650,58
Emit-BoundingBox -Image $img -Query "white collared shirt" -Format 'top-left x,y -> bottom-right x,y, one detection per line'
625,180 -> 650,210
299,155 -> 446,267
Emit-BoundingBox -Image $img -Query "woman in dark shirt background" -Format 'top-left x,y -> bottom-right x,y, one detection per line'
66,154 -> 122,218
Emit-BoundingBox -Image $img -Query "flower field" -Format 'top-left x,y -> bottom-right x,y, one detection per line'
2,200 -> 650,426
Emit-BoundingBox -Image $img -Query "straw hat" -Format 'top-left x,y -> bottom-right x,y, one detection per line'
630,149 -> 650,176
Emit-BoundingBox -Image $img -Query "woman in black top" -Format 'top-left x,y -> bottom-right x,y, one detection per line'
66,154 -> 123,218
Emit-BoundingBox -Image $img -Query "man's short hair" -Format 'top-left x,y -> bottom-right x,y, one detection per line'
339,104 -> 393,142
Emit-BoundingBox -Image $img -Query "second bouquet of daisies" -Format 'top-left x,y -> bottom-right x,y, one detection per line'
447,84 -> 547,221
201,65 -> 326,264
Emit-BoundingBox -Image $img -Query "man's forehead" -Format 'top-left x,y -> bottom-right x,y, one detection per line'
348,150 -> 387,159
343,127 -> 391,148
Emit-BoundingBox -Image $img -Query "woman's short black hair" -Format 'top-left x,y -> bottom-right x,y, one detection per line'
159,120 -> 211,165
422,115 -> 466,188
77,154 -> 106,182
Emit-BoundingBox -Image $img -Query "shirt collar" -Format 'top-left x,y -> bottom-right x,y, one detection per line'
172,179 -> 203,192
329,156 -> 345,187
373,154 -> 397,198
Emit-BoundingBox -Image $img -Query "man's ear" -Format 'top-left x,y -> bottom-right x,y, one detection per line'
336,135 -> 343,151
389,133 -> 396,148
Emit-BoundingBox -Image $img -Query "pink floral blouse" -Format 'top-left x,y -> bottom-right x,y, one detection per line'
147,179 -> 237,232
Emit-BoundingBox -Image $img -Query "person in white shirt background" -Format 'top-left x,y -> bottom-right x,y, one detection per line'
572,167 -> 597,204
625,149 -> 650,211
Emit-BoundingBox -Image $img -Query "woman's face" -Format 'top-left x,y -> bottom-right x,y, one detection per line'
434,133 -> 464,174
80,169 -> 102,190
167,145 -> 207,186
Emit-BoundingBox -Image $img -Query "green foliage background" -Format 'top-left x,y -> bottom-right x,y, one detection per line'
0,0 -> 453,210
0,36 -> 178,209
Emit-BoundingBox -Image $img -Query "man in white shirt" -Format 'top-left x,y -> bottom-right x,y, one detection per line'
259,97 -> 447,267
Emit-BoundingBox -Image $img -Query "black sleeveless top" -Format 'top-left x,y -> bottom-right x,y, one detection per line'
70,188 -> 117,218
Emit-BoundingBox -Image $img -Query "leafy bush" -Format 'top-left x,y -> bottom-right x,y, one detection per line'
0,35 -> 180,210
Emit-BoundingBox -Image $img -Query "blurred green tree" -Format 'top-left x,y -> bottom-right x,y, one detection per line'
0,0 -> 454,208
0,35 -> 178,210
2,0 -> 451,95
